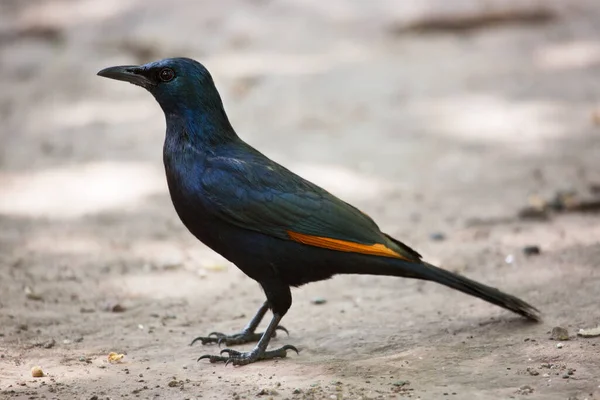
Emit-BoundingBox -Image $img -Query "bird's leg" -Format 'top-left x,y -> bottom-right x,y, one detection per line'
190,301 -> 288,346
198,313 -> 298,365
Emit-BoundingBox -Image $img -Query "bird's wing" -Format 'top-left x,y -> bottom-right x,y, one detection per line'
201,152 -> 421,262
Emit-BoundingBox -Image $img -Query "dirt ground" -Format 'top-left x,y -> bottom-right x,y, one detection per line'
1,0 -> 600,399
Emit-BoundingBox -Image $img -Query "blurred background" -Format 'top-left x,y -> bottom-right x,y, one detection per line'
1,0 -> 599,399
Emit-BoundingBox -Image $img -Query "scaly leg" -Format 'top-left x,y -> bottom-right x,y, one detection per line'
190,301 -> 288,347
198,313 -> 298,366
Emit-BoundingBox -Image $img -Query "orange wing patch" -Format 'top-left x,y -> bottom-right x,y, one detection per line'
287,231 -> 410,261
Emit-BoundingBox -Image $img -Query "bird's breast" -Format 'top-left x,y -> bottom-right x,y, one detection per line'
162,145 -> 216,240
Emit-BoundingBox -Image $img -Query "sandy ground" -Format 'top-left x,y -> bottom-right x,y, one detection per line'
1,0 -> 600,399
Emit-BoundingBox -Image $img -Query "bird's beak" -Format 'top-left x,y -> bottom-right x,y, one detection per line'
97,65 -> 155,89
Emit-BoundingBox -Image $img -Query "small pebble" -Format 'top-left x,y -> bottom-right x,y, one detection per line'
24,286 -> 44,301
103,302 -> 126,313
577,326 -> 600,338
522,245 -> 541,256
31,366 -> 44,378
429,232 -> 446,241
556,342 -> 564,349
550,326 -> 569,341
311,297 -> 327,305
516,385 -> 534,395
505,254 -> 515,264
107,352 -> 124,363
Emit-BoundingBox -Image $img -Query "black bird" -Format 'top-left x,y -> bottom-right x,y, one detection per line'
97,58 -> 540,366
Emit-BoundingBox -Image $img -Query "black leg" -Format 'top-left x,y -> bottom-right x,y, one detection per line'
190,301 -> 288,347
197,280 -> 298,365
198,313 -> 298,365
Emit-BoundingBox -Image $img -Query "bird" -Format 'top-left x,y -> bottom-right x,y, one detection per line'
97,57 -> 540,366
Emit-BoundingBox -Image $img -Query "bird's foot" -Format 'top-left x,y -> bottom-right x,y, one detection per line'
190,326 -> 288,347
198,345 -> 299,366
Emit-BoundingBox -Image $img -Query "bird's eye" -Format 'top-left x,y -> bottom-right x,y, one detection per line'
158,68 -> 175,82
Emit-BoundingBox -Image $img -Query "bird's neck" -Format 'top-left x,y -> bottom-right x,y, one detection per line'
164,106 -> 238,149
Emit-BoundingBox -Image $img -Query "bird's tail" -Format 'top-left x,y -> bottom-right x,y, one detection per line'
357,259 -> 540,321
421,261 -> 540,321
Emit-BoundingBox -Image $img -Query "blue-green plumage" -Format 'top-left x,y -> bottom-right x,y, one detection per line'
98,58 -> 540,366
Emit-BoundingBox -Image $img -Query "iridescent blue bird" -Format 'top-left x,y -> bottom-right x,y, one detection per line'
97,58 -> 540,366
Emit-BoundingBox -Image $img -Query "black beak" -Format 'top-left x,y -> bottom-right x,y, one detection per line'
97,65 -> 155,89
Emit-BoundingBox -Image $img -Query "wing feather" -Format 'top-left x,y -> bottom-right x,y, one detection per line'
200,148 -> 421,261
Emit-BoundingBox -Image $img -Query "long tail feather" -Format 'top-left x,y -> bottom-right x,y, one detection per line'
351,259 -> 540,321
419,262 -> 540,321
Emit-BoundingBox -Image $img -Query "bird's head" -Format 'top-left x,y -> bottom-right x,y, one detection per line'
97,57 -> 219,115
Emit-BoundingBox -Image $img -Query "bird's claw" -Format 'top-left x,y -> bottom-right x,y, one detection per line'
277,344 -> 299,355
197,354 -> 227,363
220,348 -> 242,356
190,332 -> 225,346
198,344 -> 299,366
190,326 -> 289,347
275,325 -> 289,336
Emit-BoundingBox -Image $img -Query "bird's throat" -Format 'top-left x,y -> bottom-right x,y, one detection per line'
165,105 -> 238,148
